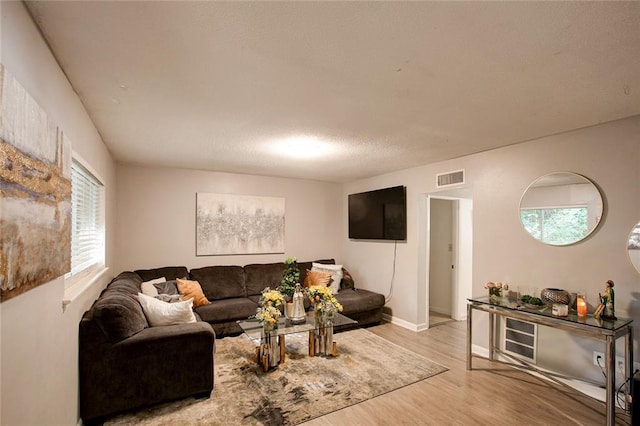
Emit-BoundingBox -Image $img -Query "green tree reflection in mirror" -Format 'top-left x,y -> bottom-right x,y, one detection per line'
520,207 -> 588,245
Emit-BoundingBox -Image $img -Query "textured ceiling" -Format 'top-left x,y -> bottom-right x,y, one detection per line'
25,1 -> 640,183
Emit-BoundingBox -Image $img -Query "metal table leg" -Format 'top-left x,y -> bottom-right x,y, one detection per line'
488,311 -> 495,361
625,325 -> 634,412
467,303 -> 472,370
605,335 -> 615,426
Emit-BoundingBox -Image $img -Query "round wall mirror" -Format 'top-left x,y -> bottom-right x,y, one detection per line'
628,221 -> 640,273
519,172 -> 603,246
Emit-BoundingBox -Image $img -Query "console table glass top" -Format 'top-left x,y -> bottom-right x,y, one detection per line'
468,296 -> 633,331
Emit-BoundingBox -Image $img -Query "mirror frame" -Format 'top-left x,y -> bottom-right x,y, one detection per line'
628,221 -> 640,274
519,172 -> 604,246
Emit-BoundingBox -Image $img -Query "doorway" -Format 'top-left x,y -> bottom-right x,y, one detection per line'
429,199 -> 454,325
423,194 -> 473,328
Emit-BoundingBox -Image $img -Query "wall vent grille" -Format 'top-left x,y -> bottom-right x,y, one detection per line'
436,170 -> 465,187
502,318 -> 537,363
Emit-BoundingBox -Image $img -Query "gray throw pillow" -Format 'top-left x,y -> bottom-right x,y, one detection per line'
155,293 -> 182,303
154,280 -> 179,295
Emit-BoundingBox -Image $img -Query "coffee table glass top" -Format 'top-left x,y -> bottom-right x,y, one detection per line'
237,312 -> 356,343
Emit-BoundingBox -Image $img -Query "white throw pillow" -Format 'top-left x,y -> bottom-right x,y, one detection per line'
141,277 -> 166,297
312,263 -> 343,294
138,292 -> 196,327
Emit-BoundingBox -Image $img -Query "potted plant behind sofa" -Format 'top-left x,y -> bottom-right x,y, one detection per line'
278,257 -> 300,318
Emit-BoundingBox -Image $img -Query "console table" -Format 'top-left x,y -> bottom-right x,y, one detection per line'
467,296 -> 633,426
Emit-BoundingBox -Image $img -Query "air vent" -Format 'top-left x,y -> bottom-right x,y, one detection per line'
436,170 -> 465,188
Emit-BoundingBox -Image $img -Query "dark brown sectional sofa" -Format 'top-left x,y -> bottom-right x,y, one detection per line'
187,259 -> 386,336
79,259 -> 385,424
79,270 -> 215,425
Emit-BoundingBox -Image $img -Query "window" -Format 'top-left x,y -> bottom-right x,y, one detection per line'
70,159 -> 105,277
520,206 -> 588,246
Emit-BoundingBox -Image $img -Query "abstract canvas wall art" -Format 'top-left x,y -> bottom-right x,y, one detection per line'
196,193 -> 285,255
0,64 -> 72,302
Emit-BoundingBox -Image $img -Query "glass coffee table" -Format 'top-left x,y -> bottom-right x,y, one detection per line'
237,312 -> 356,371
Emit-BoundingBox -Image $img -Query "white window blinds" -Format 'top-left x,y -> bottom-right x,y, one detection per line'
70,160 -> 105,275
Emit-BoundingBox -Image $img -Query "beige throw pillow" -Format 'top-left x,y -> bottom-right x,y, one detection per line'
303,269 -> 332,288
312,263 -> 343,293
141,277 -> 165,297
138,293 -> 196,326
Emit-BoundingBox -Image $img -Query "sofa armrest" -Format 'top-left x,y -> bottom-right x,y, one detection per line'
115,321 -> 215,349
80,322 -> 215,421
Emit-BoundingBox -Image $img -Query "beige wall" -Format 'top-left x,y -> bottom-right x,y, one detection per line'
115,165 -> 343,272
344,116 -> 640,383
0,2 -> 116,425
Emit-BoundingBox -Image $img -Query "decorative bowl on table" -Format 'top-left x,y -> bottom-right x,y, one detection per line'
540,288 -> 571,305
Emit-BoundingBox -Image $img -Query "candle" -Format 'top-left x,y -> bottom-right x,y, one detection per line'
577,294 -> 587,318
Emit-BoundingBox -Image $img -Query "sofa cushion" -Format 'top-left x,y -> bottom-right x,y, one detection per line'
314,258 -> 336,265
190,266 -> 246,300
296,261 -> 313,284
195,298 -> 259,323
138,293 -> 196,326
92,292 -> 148,342
334,288 -> 385,316
108,276 -> 142,295
176,278 -> 211,307
341,267 -> 356,290
135,266 -> 189,282
244,263 -> 285,296
113,271 -> 144,283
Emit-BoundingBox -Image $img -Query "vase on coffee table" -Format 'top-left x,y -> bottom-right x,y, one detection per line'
258,323 -> 280,371
311,309 -> 335,356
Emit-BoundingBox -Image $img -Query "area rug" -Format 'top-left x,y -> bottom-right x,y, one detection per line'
106,328 -> 447,426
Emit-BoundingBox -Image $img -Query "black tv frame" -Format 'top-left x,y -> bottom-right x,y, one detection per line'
348,185 -> 406,241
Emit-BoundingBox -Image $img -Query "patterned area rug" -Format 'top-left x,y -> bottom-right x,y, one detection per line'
106,328 -> 447,426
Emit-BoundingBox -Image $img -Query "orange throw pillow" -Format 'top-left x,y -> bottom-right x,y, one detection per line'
303,269 -> 332,288
176,278 -> 210,307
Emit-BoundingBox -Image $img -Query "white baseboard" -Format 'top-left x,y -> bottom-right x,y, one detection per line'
471,344 -> 607,403
382,313 -> 429,331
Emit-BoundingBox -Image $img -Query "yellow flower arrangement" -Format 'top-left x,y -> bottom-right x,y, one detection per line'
255,287 -> 284,329
307,285 -> 343,315
255,305 -> 281,328
260,287 -> 284,308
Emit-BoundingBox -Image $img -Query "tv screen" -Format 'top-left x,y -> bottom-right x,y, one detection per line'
348,186 -> 406,240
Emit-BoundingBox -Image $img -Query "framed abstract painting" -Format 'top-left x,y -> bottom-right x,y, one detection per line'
196,192 -> 285,255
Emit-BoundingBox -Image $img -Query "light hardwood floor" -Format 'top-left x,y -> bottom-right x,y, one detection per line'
304,320 -> 631,425
429,311 -> 453,327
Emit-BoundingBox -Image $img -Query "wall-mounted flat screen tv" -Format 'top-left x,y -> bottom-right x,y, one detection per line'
348,185 -> 406,240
